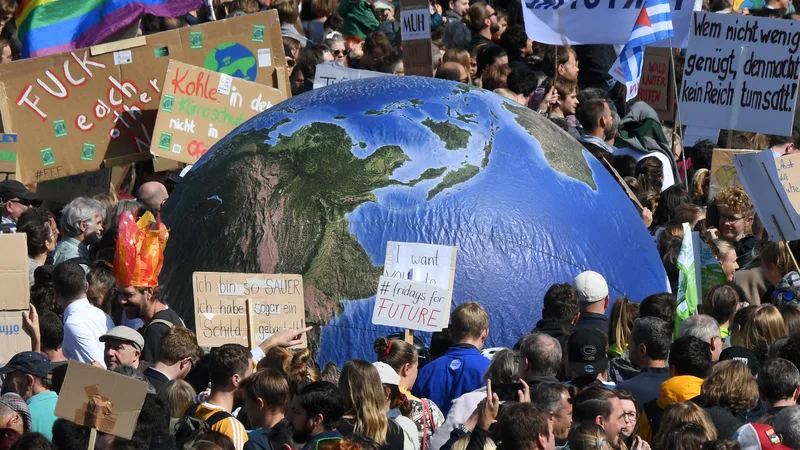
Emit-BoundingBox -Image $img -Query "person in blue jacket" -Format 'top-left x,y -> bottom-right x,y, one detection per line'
412,302 -> 491,415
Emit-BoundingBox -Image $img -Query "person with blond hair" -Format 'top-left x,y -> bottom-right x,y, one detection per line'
568,422 -> 616,450
762,240 -> 800,304
412,302 -> 490,415
159,379 -> 196,418
734,304 -> 786,361
697,360 -> 759,439
712,186 -> 757,266
652,401 -> 718,449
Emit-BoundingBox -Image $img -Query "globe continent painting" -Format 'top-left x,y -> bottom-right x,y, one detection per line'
160,77 -> 667,365
204,42 -> 257,81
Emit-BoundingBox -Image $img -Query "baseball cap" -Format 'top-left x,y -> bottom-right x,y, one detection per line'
567,328 -> 608,376
0,393 -> 30,432
100,326 -> 145,351
373,362 -> 401,386
281,23 -> 309,49
734,423 -> 791,450
0,180 -> 39,204
720,346 -> 761,376
573,271 -> 609,303
0,351 -> 50,379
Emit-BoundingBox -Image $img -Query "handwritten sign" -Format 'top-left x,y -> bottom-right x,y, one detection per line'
150,61 -> 285,164
680,13 -> 800,135
0,312 -> 31,363
54,361 -> 148,439
193,272 -> 307,348
0,233 -> 30,311
400,9 -> 430,41
36,168 -> 112,205
638,49 -> 671,117
247,274 -> 306,349
312,64 -> 387,89
709,148 -> 758,200
776,153 -> 800,214
0,10 -> 288,183
383,241 -> 456,323
372,276 -> 448,331
0,135 -> 17,174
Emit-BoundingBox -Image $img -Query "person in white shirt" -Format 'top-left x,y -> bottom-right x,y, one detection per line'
53,261 -> 114,367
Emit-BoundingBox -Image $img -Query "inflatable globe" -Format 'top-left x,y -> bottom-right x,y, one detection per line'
160,76 -> 667,365
204,43 -> 257,81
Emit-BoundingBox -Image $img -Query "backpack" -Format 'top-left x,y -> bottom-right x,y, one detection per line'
173,403 -> 232,450
143,316 -> 185,335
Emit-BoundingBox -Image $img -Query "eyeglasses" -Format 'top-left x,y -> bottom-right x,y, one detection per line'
720,214 -> 744,224
623,412 -> 637,421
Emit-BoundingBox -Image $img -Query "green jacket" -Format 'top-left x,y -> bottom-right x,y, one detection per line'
338,0 -> 380,39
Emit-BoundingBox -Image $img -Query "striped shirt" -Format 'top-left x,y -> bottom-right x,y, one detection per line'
190,402 -> 249,450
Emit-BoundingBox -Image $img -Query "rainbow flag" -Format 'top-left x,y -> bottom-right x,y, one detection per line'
17,0 -> 204,58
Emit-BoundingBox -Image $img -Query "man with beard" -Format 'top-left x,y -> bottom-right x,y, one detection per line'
578,98 -> 617,155
0,352 -> 57,439
117,285 -> 184,364
463,2 -> 500,53
52,197 -> 105,268
285,381 -> 345,450
54,261 -> 114,367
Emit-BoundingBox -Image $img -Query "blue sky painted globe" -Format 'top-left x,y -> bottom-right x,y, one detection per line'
162,76 -> 668,365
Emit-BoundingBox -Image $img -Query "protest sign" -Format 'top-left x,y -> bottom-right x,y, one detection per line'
0,233 -> 30,311
150,61 -> 285,164
775,153 -> 800,214
734,150 -> 800,242
680,13 -> 800,136
638,48 -> 674,121
247,274 -> 307,349
383,241 -> 457,323
0,10 -> 287,183
312,64 -> 388,89
401,0 -> 433,76
36,169 -> 112,205
193,272 -> 251,347
522,0 -> 693,48
0,134 -> 17,175
709,149 -> 758,199
0,312 -> 30,363
54,361 -> 149,440
372,276 -> 448,331
683,126 -> 720,147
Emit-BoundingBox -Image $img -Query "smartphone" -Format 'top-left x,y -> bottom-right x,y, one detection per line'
493,382 -> 523,402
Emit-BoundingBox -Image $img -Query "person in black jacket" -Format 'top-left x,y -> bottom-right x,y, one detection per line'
695,360 -> 759,439
143,327 -> 203,393
573,271 -> 610,334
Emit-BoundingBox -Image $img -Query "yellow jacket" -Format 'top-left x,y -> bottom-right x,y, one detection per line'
638,375 -> 704,442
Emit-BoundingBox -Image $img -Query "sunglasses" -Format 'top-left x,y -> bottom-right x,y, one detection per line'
777,290 -> 797,302
7,198 -> 35,207
333,49 -> 347,56
286,58 -> 296,68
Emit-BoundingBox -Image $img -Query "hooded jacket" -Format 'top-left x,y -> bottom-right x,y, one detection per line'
338,0 -> 380,39
615,102 -> 680,184
639,375 -> 704,442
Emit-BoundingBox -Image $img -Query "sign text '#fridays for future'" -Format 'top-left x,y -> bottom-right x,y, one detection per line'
680,13 -> 800,135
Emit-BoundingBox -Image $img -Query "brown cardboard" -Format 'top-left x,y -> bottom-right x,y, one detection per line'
0,233 -> 30,311
150,61 -> 285,164
54,360 -> 149,439
35,168 -> 112,205
709,148 -> 758,200
0,134 -> 17,174
638,48 -> 674,122
193,272 -> 252,348
0,312 -> 31,363
776,153 -> 800,214
247,274 -> 307,349
401,0 -> 432,77
0,10 -> 287,183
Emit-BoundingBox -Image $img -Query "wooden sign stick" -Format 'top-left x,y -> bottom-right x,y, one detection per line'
404,329 -> 414,344
88,428 -> 98,450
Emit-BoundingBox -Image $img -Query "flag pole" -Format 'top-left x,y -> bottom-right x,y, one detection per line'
668,38 -> 689,190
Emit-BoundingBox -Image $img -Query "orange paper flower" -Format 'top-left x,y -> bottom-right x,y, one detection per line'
113,211 -> 169,288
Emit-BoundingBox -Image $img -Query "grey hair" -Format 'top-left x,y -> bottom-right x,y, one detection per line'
112,365 -> 157,394
518,332 -> 562,378
323,33 -> 345,47
530,381 -> 570,414
109,199 -> 142,229
678,314 -> 721,344
483,349 -> 520,385
60,197 -> 106,237
775,406 -> 800,448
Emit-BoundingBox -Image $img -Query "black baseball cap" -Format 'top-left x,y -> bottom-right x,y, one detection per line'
567,328 -> 609,376
0,351 -> 50,379
720,346 -> 761,376
0,180 -> 39,204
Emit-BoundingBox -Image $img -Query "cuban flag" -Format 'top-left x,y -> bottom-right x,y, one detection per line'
609,0 -> 674,101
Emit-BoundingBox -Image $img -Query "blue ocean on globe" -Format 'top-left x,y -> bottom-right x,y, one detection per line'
203,42 -> 257,81
163,76 -> 668,366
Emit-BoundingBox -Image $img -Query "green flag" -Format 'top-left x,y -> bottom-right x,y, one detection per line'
675,222 -> 699,337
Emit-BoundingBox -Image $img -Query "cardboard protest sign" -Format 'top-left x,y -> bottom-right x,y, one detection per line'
734,150 -> 800,241
246,274 -> 307,348
35,169 -> 112,205
54,360 -> 149,439
0,10 -> 288,183
372,276 -> 448,331
383,241 -> 456,323
775,153 -> 800,214
680,13 -> 800,135
709,149 -> 758,200
312,64 -> 388,89
0,233 -> 30,311
151,61 -> 285,164
193,272 -> 251,348
0,134 -> 17,174
401,0 -> 433,77
638,48 -> 674,121
0,312 -> 31,363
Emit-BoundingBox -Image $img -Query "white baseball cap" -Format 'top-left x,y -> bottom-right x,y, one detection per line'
373,361 -> 401,386
572,271 -> 609,303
